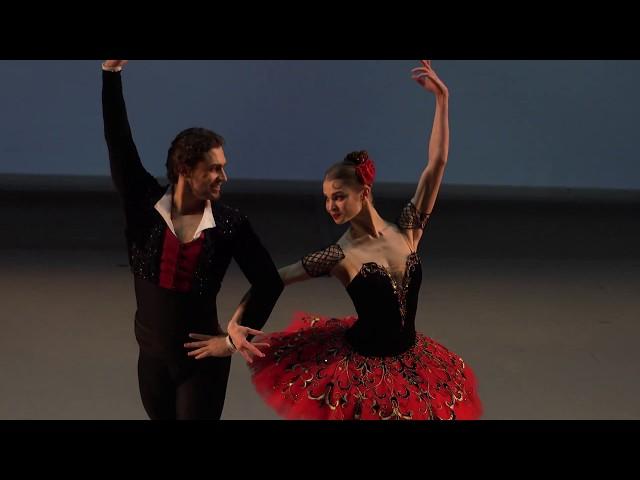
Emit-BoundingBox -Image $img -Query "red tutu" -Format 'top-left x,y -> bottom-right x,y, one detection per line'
250,312 -> 483,420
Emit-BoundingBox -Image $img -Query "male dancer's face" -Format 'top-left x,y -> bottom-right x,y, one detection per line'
185,146 -> 228,202
323,179 -> 365,225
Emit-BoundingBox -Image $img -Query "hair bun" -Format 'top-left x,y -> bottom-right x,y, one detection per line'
344,150 -> 369,166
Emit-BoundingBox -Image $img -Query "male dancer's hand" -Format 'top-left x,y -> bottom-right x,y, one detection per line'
103,60 -> 129,70
184,334 -> 235,359
184,329 -> 270,362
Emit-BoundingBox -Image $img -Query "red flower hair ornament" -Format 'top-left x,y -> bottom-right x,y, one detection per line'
352,151 -> 376,186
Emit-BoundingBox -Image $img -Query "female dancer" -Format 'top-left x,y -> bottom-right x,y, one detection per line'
186,60 -> 482,420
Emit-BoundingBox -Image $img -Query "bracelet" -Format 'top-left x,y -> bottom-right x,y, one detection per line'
225,335 -> 237,354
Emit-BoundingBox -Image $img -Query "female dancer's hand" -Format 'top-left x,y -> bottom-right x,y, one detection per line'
411,60 -> 449,97
227,321 -> 270,364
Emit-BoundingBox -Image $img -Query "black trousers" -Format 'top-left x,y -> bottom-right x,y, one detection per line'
137,352 -> 232,420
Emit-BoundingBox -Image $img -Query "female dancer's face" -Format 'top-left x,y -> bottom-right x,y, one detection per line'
185,146 -> 228,202
323,178 -> 365,225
